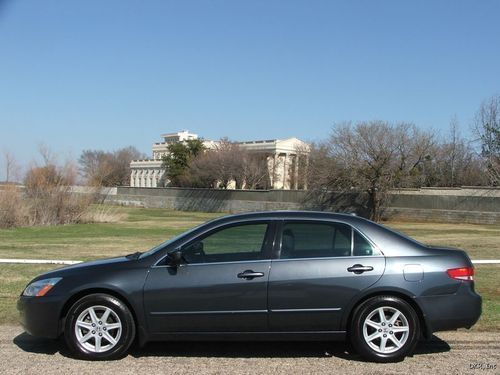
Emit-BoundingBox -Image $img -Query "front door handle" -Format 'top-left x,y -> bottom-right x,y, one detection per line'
347,264 -> 374,274
237,270 -> 265,280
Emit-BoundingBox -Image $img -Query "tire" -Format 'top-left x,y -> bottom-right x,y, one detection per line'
350,295 -> 420,363
64,293 -> 136,360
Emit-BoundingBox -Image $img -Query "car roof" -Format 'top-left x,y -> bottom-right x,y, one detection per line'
212,210 -> 365,223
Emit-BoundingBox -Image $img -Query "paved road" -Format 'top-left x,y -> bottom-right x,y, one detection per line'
0,325 -> 498,374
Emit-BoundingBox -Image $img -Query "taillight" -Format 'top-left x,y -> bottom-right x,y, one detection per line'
447,267 -> 474,281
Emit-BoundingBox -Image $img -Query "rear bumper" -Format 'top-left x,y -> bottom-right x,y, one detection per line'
417,282 -> 482,334
17,295 -> 64,339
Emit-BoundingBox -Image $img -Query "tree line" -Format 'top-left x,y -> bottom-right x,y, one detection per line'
159,95 -> 499,220
305,95 -> 499,220
2,94 -> 498,224
71,94 -> 498,198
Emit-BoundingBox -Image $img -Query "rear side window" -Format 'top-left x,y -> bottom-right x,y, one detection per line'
280,222 -> 352,258
280,221 -> 380,259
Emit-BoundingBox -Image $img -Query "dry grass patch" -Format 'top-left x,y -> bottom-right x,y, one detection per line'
80,205 -> 127,224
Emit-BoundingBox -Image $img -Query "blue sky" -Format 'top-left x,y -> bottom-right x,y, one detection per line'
1,0 -> 499,179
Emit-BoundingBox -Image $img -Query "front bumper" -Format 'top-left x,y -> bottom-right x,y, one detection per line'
417,282 -> 482,334
17,295 -> 64,339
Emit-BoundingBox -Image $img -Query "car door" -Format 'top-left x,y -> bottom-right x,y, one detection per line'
268,220 -> 386,332
143,221 -> 275,333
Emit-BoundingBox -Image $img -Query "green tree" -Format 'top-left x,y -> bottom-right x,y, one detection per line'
161,139 -> 205,186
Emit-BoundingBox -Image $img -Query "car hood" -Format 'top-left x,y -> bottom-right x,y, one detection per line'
32,255 -> 136,281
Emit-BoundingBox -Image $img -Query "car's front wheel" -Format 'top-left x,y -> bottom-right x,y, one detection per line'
64,293 -> 135,360
350,295 -> 420,362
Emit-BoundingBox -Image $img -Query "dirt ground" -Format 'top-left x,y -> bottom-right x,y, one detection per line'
0,325 -> 498,375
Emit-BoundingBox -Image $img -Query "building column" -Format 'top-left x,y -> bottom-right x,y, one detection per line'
151,170 -> 157,188
293,154 -> 299,190
272,153 -> 279,189
146,169 -> 153,187
153,169 -> 160,187
282,153 -> 288,189
140,170 -> 145,187
134,171 -> 139,187
158,169 -> 164,187
304,156 -> 309,190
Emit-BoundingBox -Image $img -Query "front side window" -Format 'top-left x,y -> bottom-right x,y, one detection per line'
182,223 -> 269,264
280,221 -> 378,259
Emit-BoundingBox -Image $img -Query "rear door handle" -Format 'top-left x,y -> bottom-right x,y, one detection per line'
237,270 -> 265,280
347,264 -> 374,274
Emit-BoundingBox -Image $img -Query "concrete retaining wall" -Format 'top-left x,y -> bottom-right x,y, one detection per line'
103,186 -> 500,224
105,187 -> 304,212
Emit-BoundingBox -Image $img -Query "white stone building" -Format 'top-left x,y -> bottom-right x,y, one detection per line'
130,130 -> 309,189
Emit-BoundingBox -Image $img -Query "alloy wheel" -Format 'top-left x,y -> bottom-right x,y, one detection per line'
74,305 -> 122,353
362,306 -> 410,354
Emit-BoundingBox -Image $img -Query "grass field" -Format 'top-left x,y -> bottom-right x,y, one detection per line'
386,221 -> 500,260
0,206 -> 498,331
0,207 -> 220,261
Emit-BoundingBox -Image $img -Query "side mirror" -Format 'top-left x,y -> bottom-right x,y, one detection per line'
167,250 -> 183,267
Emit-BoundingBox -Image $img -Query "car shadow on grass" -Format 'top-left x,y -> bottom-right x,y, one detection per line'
13,332 -> 450,362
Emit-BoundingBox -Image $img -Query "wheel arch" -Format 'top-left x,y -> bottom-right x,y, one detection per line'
344,289 -> 430,339
59,288 -> 146,344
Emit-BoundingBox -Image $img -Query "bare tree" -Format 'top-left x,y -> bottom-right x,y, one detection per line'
2,149 -> 18,183
79,150 -> 112,186
79,146 -> 146,186
306,121 -> 435,221
189,139 -> 244,189
424,118 -> 488,187
211,139 -> 245,189
187,151 -> 219,188
241,153 -> 270,189
474,95 -> 500,185
448,116 -> 461,186
38,143 -> 56,166
392,123 -> 435,188
188,139 -> 271,190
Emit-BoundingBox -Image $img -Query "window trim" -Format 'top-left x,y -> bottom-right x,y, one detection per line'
275,219 -> 382,260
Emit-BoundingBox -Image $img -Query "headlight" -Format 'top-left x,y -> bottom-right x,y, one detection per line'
23,277 -> 62,297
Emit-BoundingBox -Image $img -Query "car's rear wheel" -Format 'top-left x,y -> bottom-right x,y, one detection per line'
64,293 -> 135,360
350,295 -> 420,362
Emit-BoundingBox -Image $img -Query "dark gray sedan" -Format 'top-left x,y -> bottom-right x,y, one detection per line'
17,211 -> 481,362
